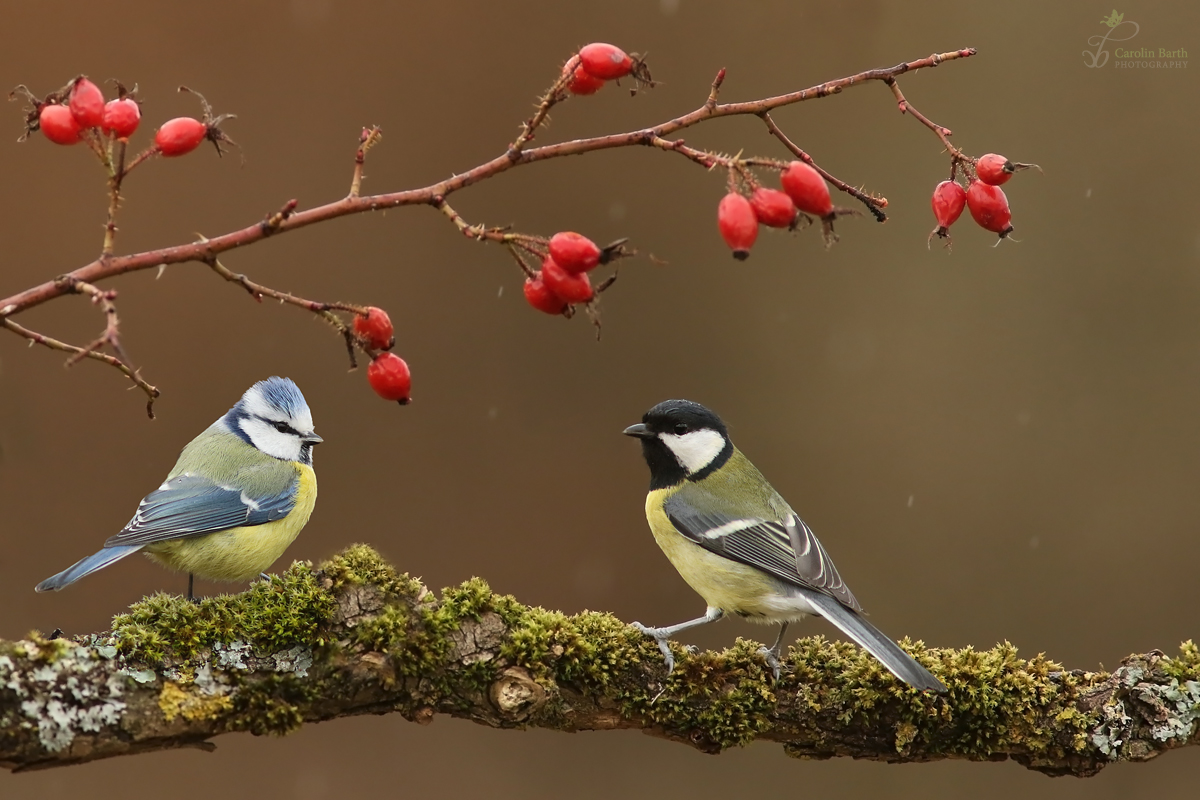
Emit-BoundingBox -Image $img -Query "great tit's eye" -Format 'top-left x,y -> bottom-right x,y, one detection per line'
673,423 -> 688,435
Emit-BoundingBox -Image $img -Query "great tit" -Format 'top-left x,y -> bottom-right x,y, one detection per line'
35,377 -> 321,599
624,399 -> 945,692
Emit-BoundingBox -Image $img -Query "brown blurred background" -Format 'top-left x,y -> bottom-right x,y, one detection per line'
2,0 -> 1198,796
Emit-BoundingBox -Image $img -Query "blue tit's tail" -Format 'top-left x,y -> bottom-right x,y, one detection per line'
806,590 -> 947,693
34,545 -> 143,592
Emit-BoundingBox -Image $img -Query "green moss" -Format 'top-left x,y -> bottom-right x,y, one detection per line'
1163,641 -> 1200,682
110,561 -> 335,664
228,673 -> 313,736
322,543 -> 425,599
79,546 -> 1151,758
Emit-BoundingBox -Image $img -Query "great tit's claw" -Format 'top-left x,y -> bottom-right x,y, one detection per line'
757,645 -> 783,682
632,622 -> 676,674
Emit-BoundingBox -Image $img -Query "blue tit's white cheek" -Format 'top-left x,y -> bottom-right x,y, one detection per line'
238,417 -> 303,462
659,429 -> 726,474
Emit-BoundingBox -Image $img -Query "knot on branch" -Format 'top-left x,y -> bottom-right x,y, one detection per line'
489,667 -> 547,722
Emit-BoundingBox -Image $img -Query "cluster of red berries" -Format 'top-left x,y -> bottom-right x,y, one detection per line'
523,232 -> 611,315
354,307 -> 412,405
717,161 -> 837,259
36,77 -> 139,144
562,43 -> 650,96
26,76 -> 229,159
930,153 -> 1037,247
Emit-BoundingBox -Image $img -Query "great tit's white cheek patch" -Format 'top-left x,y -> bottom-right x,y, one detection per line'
660,429 -> 726,474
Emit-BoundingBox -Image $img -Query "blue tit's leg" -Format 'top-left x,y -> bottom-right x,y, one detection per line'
258,572 -> 271,582
632,607 -> 724,673
758,622 -> 790,681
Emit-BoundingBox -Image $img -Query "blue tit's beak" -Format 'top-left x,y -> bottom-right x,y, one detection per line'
303,432 -> 323,444
623,423 -> 654,439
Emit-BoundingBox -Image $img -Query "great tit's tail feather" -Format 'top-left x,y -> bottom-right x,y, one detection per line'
34,545 -> 143,592
807,591 -> 947,693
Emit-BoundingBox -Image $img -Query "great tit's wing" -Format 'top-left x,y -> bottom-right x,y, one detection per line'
663,492 -> 861,611
102,473 -> 297,547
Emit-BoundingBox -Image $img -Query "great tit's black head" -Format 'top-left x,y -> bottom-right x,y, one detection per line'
624,400 -> 733,489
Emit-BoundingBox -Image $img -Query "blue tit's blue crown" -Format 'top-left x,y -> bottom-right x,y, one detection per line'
220,377 -> 318,463
251,376 -> 310,419
224,377 -> 310,428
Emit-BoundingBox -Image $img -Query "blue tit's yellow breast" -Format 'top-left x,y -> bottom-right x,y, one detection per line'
145,463 -> 317,583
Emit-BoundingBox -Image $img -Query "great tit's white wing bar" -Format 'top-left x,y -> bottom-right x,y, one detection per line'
102,473 -> 298,547
663,493 -> 861,612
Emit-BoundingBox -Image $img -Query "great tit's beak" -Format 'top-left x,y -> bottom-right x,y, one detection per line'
623,423 -> 654,439
303,432 -> 324,444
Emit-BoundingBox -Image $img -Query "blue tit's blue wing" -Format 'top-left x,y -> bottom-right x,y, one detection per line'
663,491 -> 861,612
102,473 -> 298,547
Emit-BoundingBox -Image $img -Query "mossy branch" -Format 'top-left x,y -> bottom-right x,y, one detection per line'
1,546 -> 1196,775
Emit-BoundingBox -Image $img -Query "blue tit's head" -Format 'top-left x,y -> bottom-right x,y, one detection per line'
625,399 -> 733,485
220,377 -> 322,465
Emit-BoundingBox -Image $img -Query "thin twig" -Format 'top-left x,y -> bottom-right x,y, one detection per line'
2,48 -> 977,412
759,113 -> 888,221
349,126 -> 382,198
0,317 -> 159,417
1,48 -> 974,320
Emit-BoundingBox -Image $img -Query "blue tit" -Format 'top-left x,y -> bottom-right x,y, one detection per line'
624,399 -> 945,692
35,377 -> 321,599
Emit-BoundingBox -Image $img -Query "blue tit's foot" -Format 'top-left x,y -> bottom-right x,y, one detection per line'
631,622 -> 676,673
257,572 -> 272,583
757,645 -> 783,682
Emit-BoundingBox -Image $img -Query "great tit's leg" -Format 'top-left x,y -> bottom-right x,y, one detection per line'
186,573 -> 199,604
757,622 -> 790,681
631,607 -> 724,673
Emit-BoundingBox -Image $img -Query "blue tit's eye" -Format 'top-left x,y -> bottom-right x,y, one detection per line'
273,421 -> 292,434
674,423 -> 688,435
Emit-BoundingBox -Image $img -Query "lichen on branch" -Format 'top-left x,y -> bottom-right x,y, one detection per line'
0,545 -> 1195,774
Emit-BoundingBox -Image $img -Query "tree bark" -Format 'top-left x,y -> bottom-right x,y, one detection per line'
1,545 -> 1196,775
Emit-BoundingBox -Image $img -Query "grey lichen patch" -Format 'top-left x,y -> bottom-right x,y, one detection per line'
1143,679 -> 1200,743
1087,650 -> 1200,764
0,638 -> 127,754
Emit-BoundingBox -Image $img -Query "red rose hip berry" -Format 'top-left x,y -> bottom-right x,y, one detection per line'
717,192 -> 758,260
976,153 -> 1016,186
548,232 -> 601,274
966,180 -> 1014,238
929,180 -> 967,245
540,257 -> 594,304
563,62 -> 605,95
780,161 -> 833,218
524,274 -> 569,315
68,78 -> 105,129
102,98 -> 141,139
367,353 -> 412,404
353,307 -> 395,351
749,188 -> 797,229
155,117 -> 208,157
38,105 -> 81,145
579,43 -> 634,80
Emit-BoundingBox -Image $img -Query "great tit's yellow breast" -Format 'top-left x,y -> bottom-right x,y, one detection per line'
145,463 -> 317,583
646,487 -> 785,618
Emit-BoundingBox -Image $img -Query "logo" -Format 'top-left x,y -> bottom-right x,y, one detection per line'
1084,10 -> 1187,68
